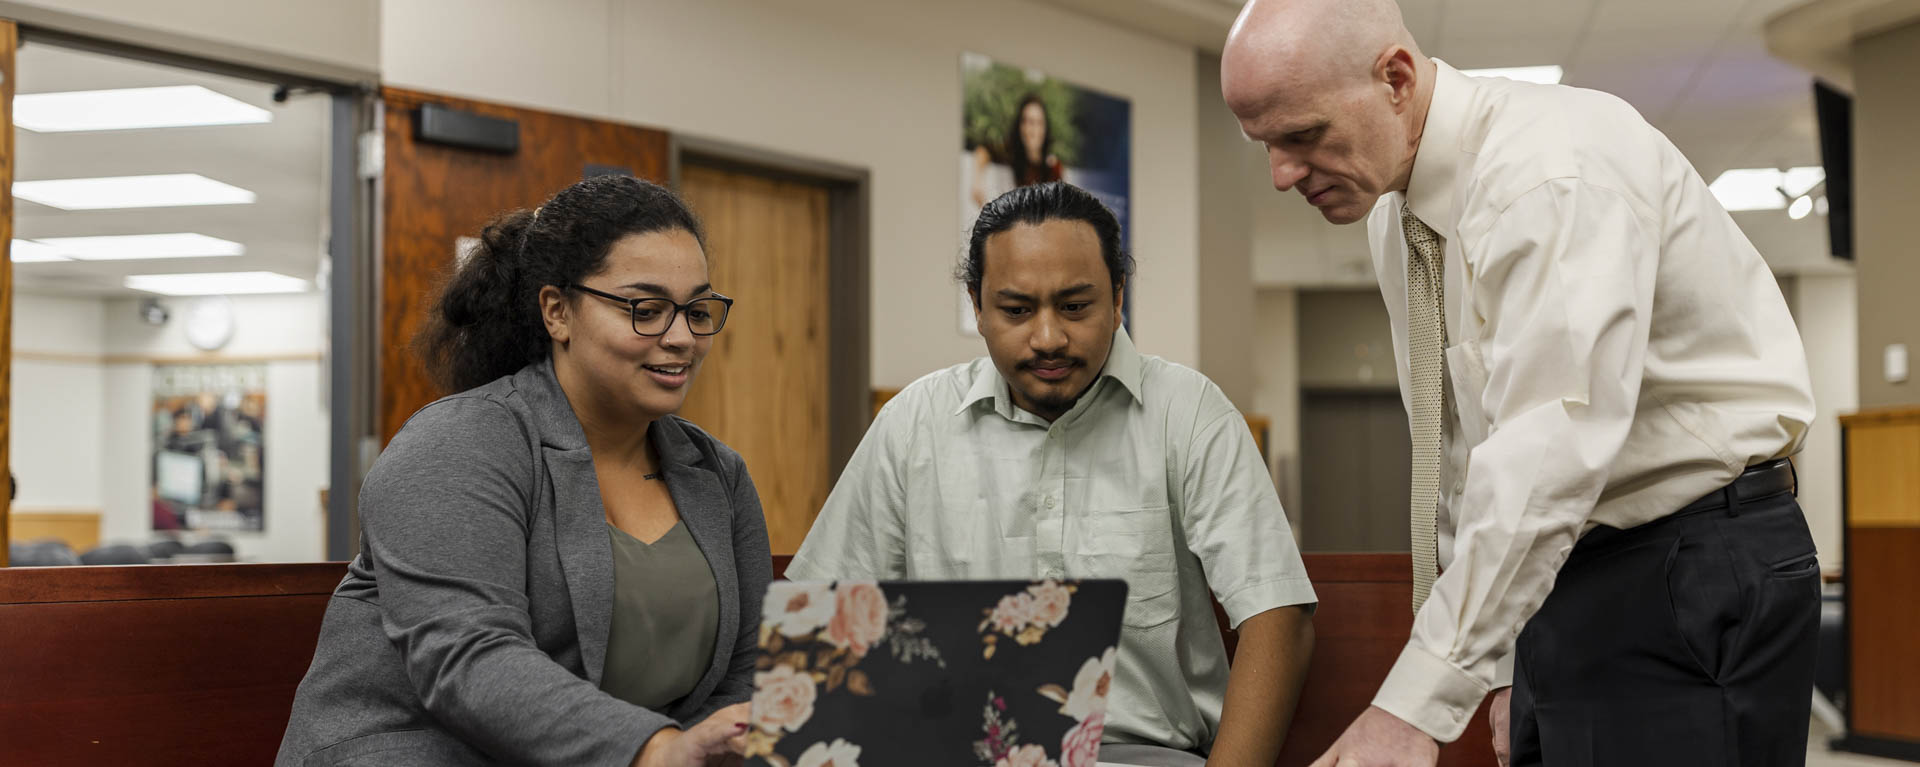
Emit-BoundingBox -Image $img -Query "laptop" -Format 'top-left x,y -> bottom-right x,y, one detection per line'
747,579 -> 1127,767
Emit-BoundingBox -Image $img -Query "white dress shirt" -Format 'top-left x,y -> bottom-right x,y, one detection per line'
789,328 -> 1317,751
1366,60 -> 1815,742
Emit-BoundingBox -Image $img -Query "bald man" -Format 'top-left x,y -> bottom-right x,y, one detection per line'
1222,1 -> 1820,765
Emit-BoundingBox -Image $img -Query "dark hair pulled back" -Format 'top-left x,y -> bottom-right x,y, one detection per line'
415,174 -> 705,393
959,181 -> 1132,304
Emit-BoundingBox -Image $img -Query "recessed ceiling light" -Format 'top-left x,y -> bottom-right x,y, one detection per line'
10,239 -> 68,263
32,233 -> 244,261
14,85 -> 272,133
1461,65 -> 1564,85
1788,195 -> 1813,220
12,174 -> 256,211
1708,166 -> 1826,212
125,271 -> 309,296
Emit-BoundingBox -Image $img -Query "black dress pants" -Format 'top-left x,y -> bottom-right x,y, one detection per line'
1509,481 -> 1820,766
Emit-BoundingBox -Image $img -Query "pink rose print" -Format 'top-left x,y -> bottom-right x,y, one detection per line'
1061,647 -> 1116,721
990,593 -> 1034,634
1026,580 -> 1071,628
750,664 -> 817,734
764,581 -> 837,638
825,581 -> 889,657
1059,712 -> 1105,767
996,743 -> 1059,767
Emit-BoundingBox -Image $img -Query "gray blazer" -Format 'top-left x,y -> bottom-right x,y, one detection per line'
277,360 -> 772,766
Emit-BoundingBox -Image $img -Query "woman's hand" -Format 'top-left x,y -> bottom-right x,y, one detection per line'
633,705 -> 750,767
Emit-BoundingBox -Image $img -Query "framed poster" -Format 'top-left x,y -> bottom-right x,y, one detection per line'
152,364 -> 266,532
960,53 -> 1131,335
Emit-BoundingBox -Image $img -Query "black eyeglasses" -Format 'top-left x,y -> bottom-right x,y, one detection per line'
568,284 -> 734,337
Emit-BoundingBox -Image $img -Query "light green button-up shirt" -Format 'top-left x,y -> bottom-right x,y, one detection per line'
788,328 -> 1316,752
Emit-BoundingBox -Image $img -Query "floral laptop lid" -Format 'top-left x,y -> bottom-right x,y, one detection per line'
748,579 -> 1128,767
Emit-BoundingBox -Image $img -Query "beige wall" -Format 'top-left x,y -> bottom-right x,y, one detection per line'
0,0 -> 378,78
1853,20 -> 1920,408
1252,288 -> 1302,521
1784,274 -> 1858,566
1195,53 -> 1259,407
380,0 -> 1203,388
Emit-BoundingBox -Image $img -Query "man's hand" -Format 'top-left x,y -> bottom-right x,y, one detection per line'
1308,706 -> 1439,767
1489,688 -> 1512,767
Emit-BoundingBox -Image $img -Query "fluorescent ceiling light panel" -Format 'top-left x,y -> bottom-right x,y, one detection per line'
125,271 -> 309,296
1460,65 -> 1564,85
14,85 -> 271,132
12,174 -> 256,210
32,233 -> 244,261
10,239 -> 68,263
1708,166 -> 1826,212
1782,167 -> 1826,197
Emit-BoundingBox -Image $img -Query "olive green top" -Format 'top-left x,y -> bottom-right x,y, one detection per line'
599,520 -> 720,710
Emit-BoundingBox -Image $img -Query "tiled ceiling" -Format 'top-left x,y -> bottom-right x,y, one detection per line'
10,42 -> 331,297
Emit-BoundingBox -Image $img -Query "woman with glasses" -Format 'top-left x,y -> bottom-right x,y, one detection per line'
278,175 -> 766,767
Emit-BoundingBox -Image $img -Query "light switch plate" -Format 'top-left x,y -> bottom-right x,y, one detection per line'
1887,343 -> 1909,384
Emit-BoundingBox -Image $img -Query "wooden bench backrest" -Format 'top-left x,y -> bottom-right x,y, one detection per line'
0,563 -> 345,767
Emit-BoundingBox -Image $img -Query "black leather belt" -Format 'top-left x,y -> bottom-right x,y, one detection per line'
1674,458 -> 1796,518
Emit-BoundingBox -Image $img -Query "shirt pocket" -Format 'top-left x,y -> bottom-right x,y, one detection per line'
1445,340 -> 1491,446
1077,505 -> 1180,629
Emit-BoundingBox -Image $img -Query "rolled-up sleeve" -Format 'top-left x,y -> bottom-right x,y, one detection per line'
1177,382 -> 1317,627
1373,180 -> 1658,741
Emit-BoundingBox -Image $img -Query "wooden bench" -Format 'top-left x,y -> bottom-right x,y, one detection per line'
0,563 -> 344,766
0,556 -> 1494,766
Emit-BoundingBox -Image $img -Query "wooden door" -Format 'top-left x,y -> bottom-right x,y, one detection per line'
1,19 -> 16,566
678,165 -> 833,555
378,88 -> 670,442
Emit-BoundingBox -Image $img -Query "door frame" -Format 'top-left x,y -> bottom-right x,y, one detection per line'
670,136 -> 872,483
0,12 -> 375,563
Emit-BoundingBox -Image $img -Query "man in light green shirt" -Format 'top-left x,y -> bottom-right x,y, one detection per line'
789,182 -> 1316,767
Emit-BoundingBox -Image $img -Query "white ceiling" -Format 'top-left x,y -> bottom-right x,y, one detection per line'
10,42 -> 331,297
1041,0 -> 1848,283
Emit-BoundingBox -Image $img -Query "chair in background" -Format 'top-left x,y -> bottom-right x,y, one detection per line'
183,540 -> 235,556
146,539 -> 187,560
7,540 -> 81,567
79,544 -> 152,566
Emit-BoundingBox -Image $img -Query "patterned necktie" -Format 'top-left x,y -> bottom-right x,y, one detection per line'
1401,204 -> 1446,614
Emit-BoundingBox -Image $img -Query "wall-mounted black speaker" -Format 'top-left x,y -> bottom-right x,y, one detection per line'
416,103 -> 519,154
1813,80 -> 1851,261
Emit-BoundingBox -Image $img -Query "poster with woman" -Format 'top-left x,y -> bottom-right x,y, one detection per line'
960,52 -> 1132,334
151,363 -> 267,532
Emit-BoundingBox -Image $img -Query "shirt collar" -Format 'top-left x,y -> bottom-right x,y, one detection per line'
1403,58 -> 1475,242
954,326 -> 1147,417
